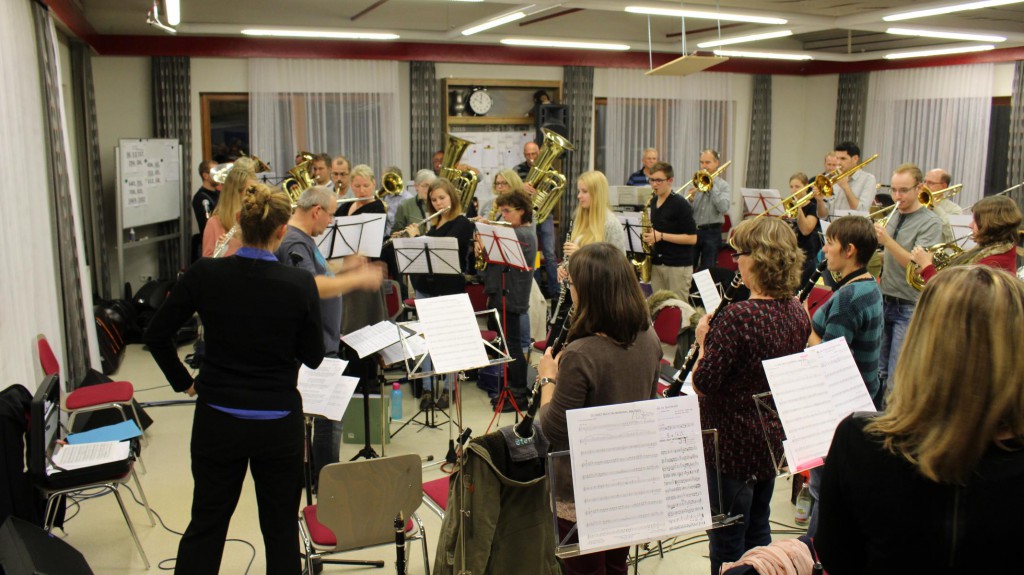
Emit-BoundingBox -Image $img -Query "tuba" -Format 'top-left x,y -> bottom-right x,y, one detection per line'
280,152 -> 317,206
439,134 -> 479,210
691,160 -> 732,194
526,129 -> 575,222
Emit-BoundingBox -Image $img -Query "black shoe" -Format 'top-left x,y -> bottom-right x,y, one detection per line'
419,392 -> 433,410
436,392 -> 449,410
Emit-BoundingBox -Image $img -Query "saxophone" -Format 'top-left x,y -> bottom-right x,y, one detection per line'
474,200 -> 502,271
631,203 -> 653,282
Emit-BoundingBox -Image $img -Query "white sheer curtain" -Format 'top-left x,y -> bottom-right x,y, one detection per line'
250,59 -> 400,176
0,0 -> 63,391
606,69 -> 733,186
864,64 -> 993,208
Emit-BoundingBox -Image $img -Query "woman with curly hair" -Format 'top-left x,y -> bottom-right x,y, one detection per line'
691,217 -> 810,575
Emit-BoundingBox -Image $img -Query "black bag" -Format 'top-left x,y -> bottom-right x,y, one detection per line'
132,279 -> 176,333
106,299 -> 141,344
93,306 -> 126,375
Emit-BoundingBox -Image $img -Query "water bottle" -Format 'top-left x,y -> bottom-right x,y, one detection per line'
390,382 -> 403,420
794,484 -> 812,526
128,228 -> 136,242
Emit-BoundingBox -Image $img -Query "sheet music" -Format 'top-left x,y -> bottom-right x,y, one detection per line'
762,338 -> 876,472
393,236 -> 462,275
316,213 -> 386,259
340,320 -> 410,358
378,333 -> 429,366
741,188 -> 784,216
49,441 -> 132,473
476,222 -> 529,270
947,214 -> 977,249
691,269 -> 721,311
297,357 -> 357,421
566,396 -> 711,554
616,212 -> 645,253
413,293 -> 490,373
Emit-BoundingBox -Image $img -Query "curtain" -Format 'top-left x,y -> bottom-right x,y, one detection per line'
152,56 -> 191,279
834,73 -> 869,145
410,61 -> 442,174
71,42 -> 111,299
1008,61 -> 1024,208
864,64 -> 994,208
33,2 -> 96,387
745,75 -> 771,189
562,66 -> 594,227
250,59 -> 400,176
606,69 -> 733,187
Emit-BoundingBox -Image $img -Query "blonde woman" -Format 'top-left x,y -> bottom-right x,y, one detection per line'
201,157 -> 256,257
558,171 -> 626,281
817,266 -> 1024,573
479,168 -> 524,221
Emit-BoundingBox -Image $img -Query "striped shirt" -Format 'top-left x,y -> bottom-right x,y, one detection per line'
812,279 -> 883,399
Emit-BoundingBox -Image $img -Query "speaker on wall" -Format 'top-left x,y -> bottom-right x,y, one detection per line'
0,516 -> 93,575
535,104 -> 569,144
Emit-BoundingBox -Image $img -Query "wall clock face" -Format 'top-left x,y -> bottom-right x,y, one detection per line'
468,89 -> 493,116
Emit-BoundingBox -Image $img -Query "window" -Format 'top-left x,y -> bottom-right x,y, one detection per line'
201,93 -> 249,163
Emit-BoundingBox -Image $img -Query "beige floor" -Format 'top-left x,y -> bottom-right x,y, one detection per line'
54,343 -> 805,574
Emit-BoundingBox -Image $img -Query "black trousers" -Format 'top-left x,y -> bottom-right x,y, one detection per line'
176,402 -> 304,575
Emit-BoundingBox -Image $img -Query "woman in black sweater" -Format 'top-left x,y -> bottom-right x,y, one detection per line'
407,177 -> 475,297
145,184 -> 324,574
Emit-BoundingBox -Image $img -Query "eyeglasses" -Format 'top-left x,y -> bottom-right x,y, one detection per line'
648,178 -> 668,184
731,251 -> 750,262
891,185 -> 918,194
494,180 -> 510,187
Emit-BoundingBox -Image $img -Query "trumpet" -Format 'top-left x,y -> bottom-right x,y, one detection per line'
383,207 -> 449,247
691,160 -> 732,194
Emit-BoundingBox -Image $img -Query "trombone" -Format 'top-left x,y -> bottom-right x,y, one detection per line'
756,154 -> 879,219
689,160 -> 732,194
918,183 -> 962,209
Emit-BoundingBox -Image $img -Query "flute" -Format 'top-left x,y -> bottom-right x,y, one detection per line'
384,207 -> 449,247
212,225 -> 238,258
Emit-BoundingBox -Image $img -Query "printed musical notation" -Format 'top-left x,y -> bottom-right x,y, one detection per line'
762,338 -> 877,472
413,293 -> 490,374
565,396 -> 712,554
297,358 -> 357,422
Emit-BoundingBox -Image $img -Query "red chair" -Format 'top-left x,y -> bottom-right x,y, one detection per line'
466,282 -> 489,312
652,306 -> 684,363
382,279 -> 405,321
37,335 -> 146,445
421,475 -> 450,520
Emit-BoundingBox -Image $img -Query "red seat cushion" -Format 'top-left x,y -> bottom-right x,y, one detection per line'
65,381 -> 134,410
652,307 -> 683,345
532,340 -> 548,352
404,298 -> 416,308
479,330 -> 498,341
303,505 -> 414,547
423,477 -> 449,511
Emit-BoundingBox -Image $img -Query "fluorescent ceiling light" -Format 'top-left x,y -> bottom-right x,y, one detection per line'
625,6 -> 787,25
165,0 -> 180,26
885,27 -> 1006,42
241,29 -> 400,40
697,30 -> 793,48
501,38 -> 631,51
883,0 -> 1024,22
713,49 -> 812,61
884,44 -> 995,59
451,0 -> 484,2
462,12 -> 527,36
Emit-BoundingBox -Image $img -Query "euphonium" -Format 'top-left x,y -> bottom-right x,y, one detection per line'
906,240 -> 965,291
526,129 -> 575,222
439,134 -> 479,210
631,204 -> 653,282
280,152 -> 316,206
691,160 -> 732,193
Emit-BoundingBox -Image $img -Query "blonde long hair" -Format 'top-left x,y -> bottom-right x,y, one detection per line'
212,157 -> 256,231
570,171 -> 612,247
867,266 -> 1024,484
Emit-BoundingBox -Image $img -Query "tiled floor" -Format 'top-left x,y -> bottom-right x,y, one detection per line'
53,343 -> 805,574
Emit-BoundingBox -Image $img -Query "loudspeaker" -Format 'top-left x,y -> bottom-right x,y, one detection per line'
535,104 -> 569,144
0,516 -> 93,575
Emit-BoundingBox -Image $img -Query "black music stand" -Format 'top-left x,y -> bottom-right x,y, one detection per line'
617,212 -> 646,259
317,213 -> 387,260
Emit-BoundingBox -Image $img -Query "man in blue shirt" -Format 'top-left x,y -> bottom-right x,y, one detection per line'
626,147 -> 658,186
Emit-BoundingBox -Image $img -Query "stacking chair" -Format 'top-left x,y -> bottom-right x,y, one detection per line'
652,305 -> 684,364
37,335 -> 146,446
298,454 -> 430,574
28,375 -> 153,569
382,279 -> 406,321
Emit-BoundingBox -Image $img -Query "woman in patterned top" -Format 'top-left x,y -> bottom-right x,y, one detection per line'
692,217 -> 810,575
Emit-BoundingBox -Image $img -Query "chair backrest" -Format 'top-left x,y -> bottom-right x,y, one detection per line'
37,336 -> 59,377
382,279 -> 403,321
466,283 -> 488,312
652,306 -> 683,346
317,454 -> 423,551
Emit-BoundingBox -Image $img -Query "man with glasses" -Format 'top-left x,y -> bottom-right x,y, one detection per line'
627,147 -> 659,186
685,149 -> 731,271
924,168 -> 963,242
873,164 -> 942,403
821,142 -> 876,218
643,162 -> 698,300
516,141 -> 558,298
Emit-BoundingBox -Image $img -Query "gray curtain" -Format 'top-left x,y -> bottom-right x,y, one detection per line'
33,3 -> 89,387
745,75 -> 771,189
410,61 -> 442,173
561,65 -> 594,238
70,42 -> 112,299
152,56 -> 191,279
1008,61 -> 1024,208
835,73 -> 869,145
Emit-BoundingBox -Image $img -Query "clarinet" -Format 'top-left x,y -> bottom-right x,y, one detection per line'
664,274 -> 745,398
513,376 -> 543,440
547,219 -> 575,338
798,259 -> 829,303
394,512 -> 406,574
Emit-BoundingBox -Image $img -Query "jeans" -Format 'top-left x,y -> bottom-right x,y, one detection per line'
806,465 -> 823,539
706,469 -> 775,575
520,313 -> 531,351
534,217 -> 559,297
695,227 -> 722,272
878,301 -> 914,402
414,289 -> 439,392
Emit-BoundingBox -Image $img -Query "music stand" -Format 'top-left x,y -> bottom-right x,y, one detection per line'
752,392 -> 790,476
297,359 -> 358,505
317,213 -> 387,260
740,188 -> 784,218
616,212 -> 646,257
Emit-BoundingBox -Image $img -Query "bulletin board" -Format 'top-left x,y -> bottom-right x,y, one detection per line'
117,138 -> 182,229
454,130 -> 537,207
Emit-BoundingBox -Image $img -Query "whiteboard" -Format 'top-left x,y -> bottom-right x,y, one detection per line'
454,130 -> 536,208
117,138 -> 182,228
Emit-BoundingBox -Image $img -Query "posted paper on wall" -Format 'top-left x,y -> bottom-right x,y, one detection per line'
762,338 -> 877,472
566,396 -> 712,554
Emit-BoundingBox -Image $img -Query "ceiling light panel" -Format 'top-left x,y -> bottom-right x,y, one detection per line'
501,38 -> 631,51
883,0 -> 1024,22
241,29 -> 400,40
625,6 -> 787,25
462,12 -> 527,36
885,27 -> 1006,42
697,30 -> 793,49
713,49 -> 813,61
884,44 -> 995,59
